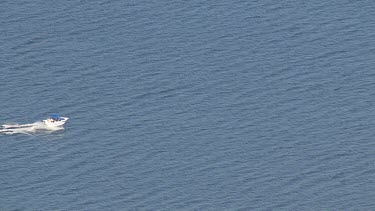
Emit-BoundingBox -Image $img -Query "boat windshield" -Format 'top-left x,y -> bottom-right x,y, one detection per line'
50,114 -> 61,121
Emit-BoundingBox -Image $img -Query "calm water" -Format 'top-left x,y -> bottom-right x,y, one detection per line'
1,0 -> 375,210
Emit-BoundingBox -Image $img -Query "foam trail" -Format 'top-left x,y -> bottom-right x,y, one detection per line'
0,121 -> 64,135
2,123 -> 37,129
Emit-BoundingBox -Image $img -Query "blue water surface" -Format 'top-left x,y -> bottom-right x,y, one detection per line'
1,0 -> 375,210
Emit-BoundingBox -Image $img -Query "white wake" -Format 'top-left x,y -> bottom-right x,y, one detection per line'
0,121 -> 64,135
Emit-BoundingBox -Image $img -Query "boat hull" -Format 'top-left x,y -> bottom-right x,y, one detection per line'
43,117 -> 69,127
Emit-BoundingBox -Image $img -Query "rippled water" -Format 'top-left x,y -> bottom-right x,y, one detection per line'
1,0 -> 375,210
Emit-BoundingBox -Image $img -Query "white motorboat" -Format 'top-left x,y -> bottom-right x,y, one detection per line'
43,114 -> 69,127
